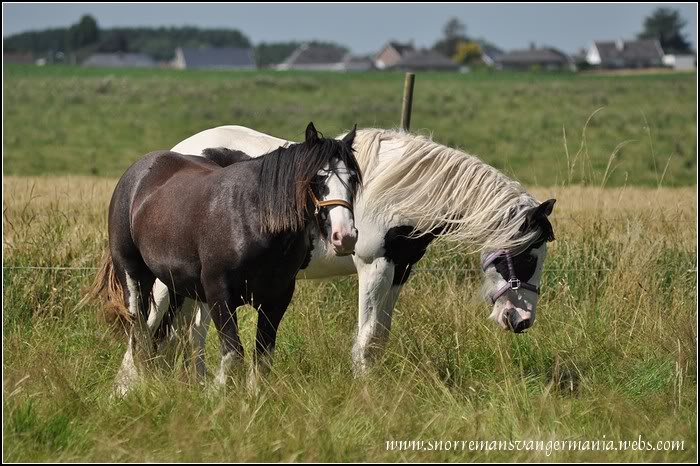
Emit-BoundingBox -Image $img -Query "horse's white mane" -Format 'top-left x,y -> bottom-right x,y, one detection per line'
352,128 -> 542,252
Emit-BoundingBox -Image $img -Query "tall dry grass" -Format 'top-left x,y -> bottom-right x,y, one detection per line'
3,175 -> 696,461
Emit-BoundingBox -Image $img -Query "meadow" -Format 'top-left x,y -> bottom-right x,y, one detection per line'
2,65 -> 698,461
4,65 -> 697,186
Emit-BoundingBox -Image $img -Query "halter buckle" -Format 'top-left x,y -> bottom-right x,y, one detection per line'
508,278 -> 521,290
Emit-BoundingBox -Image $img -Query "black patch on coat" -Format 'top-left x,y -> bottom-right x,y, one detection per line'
299,233 -> 314,270
383,226 -> 437,285
492,237 -> 545,282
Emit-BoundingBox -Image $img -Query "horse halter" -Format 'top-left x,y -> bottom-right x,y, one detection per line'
481,250 -> 540,304
308,188 -> 353,216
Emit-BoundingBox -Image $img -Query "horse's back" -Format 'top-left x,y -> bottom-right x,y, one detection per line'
126,150 -> 220,216
171,125 -> 292,158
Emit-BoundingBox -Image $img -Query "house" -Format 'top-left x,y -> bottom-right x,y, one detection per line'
342,55 -> 375,71
374,41 -> 415,69
586,39 -> 664,69
388,49 -> 460,72
276,44 -> 349,71
3,52 -> 34,65
570,48 -> 590,69
83,52 -> 156,68
173,47 -> 255,70
662,54 -> 697,71
498,47 -> 573,71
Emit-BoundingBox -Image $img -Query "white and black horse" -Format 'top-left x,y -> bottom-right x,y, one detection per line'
116,125 -> 556,379
92,123 -> 361,395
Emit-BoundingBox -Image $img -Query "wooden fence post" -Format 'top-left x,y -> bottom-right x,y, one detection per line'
400,72 -> 415,131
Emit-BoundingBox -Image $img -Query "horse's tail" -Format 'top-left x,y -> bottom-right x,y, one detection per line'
81,248 -> 132,330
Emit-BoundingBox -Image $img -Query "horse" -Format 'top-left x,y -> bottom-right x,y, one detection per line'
114,125 -> 556,380
91,122 -> 362,395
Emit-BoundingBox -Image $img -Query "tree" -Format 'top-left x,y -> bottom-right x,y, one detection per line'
4,24 -> 253,61
443,17 -> 466,41
98,30 -> 130,53
433,17 -> 469,58
66,15 -> 100,50
638,7 -> 691,54
452,40 -> 482,65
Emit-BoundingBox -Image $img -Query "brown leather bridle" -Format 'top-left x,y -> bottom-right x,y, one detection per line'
308,188 -> 353,216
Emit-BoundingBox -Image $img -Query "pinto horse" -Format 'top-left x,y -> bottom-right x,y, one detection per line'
93,123 -> 361,395
113,125 -> 556,380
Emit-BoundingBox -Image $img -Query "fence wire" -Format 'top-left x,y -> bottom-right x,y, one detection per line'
2,265 -> 697,273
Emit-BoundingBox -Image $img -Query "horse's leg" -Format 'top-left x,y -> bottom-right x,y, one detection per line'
115,269 -> 156,396
115,277 -> 171,386
152,288 -> 186,371
115,332 -> 139,398
248,282 -> 295,392
204,280 -> 244,386
147,279 -> 171,335
188,302 -> 212,380
351,257 -> 401,376
173,299 -> 211,381
254,282 -> 295,368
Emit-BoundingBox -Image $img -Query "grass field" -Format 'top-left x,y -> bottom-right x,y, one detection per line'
2,177 -> 697,461
3,65 -> 697,186
2,66 -> 698,461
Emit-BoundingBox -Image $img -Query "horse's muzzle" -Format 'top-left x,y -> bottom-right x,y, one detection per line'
507,309 -> 532,333
331,228 -> 357,256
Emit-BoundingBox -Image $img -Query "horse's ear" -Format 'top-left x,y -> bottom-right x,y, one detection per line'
539,199 -> 556,217
305,122 -> 319,143
523,199 -> 556,240
342,124 -> 357,147
526,199 -> 555,222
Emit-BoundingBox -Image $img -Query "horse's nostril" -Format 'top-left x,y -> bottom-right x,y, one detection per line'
331,231 -> 341,243
513,318 -> 531,333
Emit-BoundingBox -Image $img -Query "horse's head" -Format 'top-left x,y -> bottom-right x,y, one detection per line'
480,199 -> 556,333
305,122 -> 362,256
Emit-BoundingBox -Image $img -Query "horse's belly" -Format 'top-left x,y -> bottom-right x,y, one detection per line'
144,258 -> 204,299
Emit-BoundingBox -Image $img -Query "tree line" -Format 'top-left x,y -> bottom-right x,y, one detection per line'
3,15 -> 344,66
4,8 -> 692,66
4,16 -> 252,62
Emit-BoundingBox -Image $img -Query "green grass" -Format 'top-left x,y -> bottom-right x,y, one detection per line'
3,178 -> 696,461
3,65 -> 697,460
3,64 -> 697,186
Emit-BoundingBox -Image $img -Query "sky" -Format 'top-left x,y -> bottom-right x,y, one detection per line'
2,3 -> 697,54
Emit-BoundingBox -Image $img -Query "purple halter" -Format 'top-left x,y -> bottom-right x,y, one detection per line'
481,250 -> 540,304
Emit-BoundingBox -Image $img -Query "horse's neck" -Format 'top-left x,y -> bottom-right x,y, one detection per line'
356,130 -> 534,249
